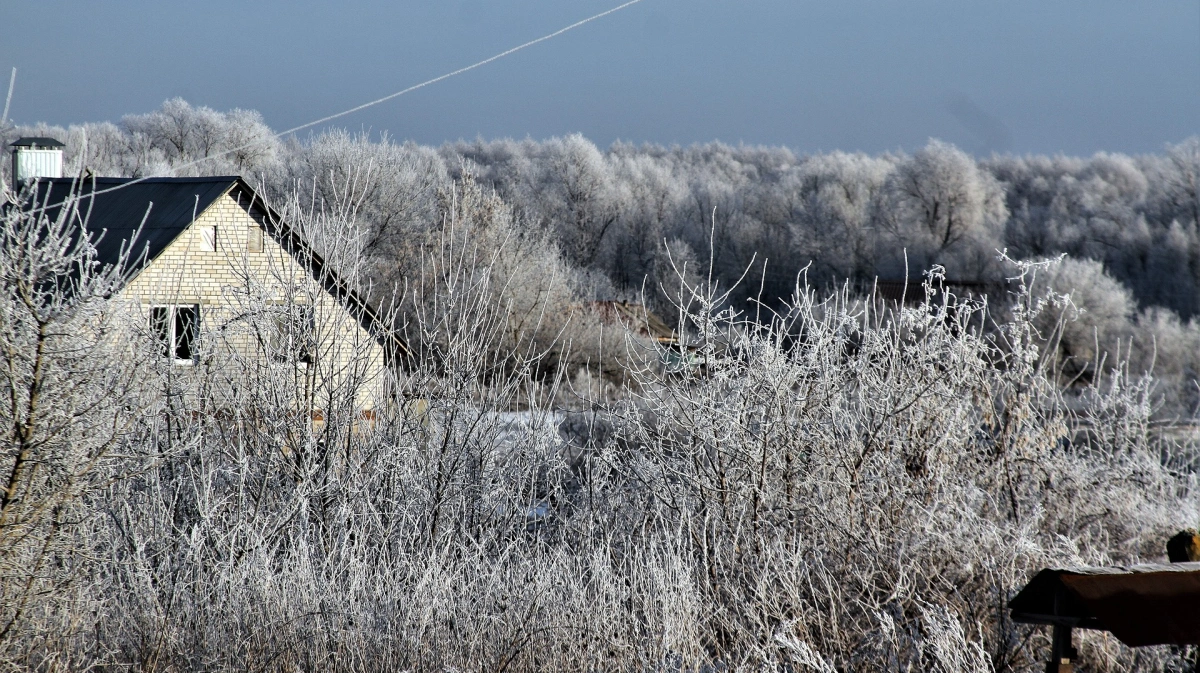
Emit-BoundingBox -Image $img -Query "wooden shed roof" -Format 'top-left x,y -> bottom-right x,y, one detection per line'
591,301 -> 678,344
1009,562 -> 1200,647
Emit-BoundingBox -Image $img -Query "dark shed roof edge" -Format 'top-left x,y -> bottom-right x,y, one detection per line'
10,137 -> 66,148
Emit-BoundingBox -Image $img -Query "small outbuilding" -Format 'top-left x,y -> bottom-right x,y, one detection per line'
9,136 -> 66,182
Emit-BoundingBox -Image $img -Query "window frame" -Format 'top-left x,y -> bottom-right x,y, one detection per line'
149,304 -> 200,364
197,225 -> 217,252
264,302 -> 315,365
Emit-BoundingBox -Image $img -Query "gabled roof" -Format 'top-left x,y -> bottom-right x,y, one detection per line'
25,176 -> 408,359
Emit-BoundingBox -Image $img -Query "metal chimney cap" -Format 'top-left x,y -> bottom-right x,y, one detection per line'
10,137 -> 66,149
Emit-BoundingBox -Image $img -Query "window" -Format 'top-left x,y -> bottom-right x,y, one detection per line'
150,305 -> 199,362
248,225 -> 264,253
266,304 -> 314,364
198,225 -> 217,252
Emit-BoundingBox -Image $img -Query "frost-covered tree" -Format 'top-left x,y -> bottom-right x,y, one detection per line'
605,148 -> 688,292
1033,257 -> 1135,381
0,181 -> 151,658
397,173 -> 635,379
883,140 -> 1007,274
790,150 -> 894,282
273,128 -> 446,290
119,98 -> 280,175
3,107 -> 1200,670
533,134 -> 626,268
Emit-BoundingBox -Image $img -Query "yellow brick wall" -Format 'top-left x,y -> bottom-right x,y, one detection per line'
122,191 -> 391,410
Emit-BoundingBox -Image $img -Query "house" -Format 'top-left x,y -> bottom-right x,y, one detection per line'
26,174 -> 403,411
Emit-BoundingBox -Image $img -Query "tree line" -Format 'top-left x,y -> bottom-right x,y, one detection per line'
7,99 -> 1200,411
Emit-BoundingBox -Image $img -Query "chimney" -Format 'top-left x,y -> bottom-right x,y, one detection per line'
9,136 -> 65,182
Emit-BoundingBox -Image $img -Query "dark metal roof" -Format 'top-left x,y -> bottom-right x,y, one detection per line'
10,137 -> 66,148
1010,562 -> 1200,647
31,177 -> 238,269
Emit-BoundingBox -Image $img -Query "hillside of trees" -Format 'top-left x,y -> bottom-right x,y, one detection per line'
3,100 -> 1200,671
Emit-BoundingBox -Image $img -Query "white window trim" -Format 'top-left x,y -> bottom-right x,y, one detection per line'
198,225 -> 217,252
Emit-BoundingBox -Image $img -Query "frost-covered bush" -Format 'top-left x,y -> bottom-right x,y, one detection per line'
0,181 -> 158,668
1128,307 -> 1200,419
1031,257 -> 1135,382
4,219 -> 1194,671
591,264 -> 1192,670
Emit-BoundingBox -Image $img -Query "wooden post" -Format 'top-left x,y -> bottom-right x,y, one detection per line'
1047,624 -> 1075,673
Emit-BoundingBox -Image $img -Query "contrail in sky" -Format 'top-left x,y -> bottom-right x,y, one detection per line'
32,0 -> 649,203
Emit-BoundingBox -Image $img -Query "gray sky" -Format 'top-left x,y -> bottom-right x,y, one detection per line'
2,0 -> 1197,156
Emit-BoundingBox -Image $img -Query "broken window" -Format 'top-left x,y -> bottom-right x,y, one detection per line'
149,305 -> 199,362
